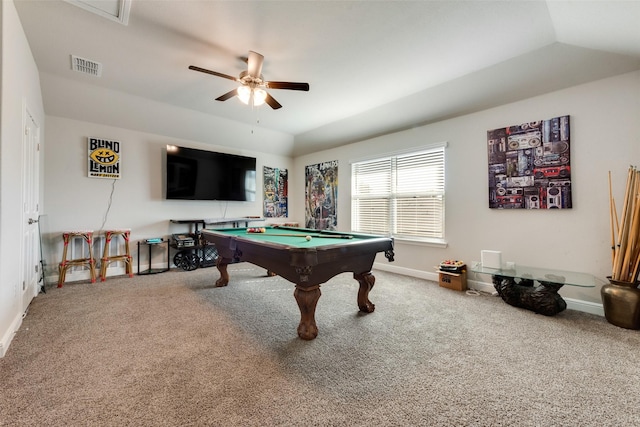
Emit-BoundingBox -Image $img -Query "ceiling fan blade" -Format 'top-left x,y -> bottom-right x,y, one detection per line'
247,51 -> 264,78
189,65 -> 238,82
215,89 -> 238,102
264,92 -> 282,110
266,81 -> 310,91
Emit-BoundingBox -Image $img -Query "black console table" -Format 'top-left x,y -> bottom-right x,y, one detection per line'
471,263 -> 598,316
169,218 -> 264,271
137,239 -> 170,275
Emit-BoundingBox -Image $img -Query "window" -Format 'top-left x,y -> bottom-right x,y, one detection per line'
351,144 -> 445,243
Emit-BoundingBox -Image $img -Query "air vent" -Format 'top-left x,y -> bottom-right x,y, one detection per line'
71,55 -> 103,77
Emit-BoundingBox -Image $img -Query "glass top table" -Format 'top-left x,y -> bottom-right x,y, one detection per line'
470,263 -> 603,316
470,263 -> 600,288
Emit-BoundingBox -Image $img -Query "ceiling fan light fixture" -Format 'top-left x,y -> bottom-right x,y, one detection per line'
253,88 -> 267,106
237,85 -> 267,107
237,85 -> 251,105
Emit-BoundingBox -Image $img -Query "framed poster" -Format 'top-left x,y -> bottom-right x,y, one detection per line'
305,160 -> 338,230
263,166 -> 288,218
487,115 -> 571,209
88,137 -> 121,179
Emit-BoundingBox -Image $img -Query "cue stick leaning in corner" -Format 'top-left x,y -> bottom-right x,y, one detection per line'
609,171 -> 618,266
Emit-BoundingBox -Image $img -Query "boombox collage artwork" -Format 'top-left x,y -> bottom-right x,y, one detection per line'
487,115 -> 571,209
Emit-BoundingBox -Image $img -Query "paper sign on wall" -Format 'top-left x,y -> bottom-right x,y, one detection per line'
88,137 -> 121,179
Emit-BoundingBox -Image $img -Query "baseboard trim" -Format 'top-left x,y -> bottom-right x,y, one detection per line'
374,263 -> 437,281
564,298 -> 604,317
373,262 -> 604,317
0,310 -> 24,358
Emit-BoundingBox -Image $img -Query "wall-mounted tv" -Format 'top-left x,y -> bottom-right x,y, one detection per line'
165,145 -> 256,201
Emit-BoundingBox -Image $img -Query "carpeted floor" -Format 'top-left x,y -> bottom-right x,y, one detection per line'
1,265 -> 639,426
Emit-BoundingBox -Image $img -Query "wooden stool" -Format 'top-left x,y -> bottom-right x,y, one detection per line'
100,229 -> 133,281
58,231 -> 96,287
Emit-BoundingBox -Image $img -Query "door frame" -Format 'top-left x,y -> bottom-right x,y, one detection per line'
21,104 -> 41,311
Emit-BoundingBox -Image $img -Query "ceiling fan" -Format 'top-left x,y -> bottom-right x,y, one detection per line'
189,51 -> 309,110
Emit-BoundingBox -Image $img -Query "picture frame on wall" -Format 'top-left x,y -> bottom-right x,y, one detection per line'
487,115 -> 571,209
263,166 -> 288,218
87,137 -> 121,179
305,160 -> 338,230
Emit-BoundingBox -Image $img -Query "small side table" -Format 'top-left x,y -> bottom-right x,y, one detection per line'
137,239 -> 170,275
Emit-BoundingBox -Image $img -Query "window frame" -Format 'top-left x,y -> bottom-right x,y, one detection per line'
350,142 -> 447,247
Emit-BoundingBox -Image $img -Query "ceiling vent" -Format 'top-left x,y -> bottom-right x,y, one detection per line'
71,55 -> 103,77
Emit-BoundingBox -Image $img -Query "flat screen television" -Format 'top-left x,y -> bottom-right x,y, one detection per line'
165,145 -> 256,201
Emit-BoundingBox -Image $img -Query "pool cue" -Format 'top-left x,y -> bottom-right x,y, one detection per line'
248,232 -> 303,237
623,170 -> 640,282
629,170 -> 640,282
249,232 -> 353,239
308,234 -> 353,239
609,171 -> 616,266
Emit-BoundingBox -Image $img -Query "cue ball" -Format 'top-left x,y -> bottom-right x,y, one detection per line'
305,235 -> 312,241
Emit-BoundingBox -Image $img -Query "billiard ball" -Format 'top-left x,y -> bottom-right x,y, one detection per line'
305,235 -> 312,241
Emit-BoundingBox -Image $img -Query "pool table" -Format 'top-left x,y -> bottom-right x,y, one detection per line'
200,226 -> 395,340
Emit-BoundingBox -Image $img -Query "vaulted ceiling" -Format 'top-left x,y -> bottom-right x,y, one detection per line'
14,0 -> 640,156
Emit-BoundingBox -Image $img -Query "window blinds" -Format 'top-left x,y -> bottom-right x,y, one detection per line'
352,147 -> 445,240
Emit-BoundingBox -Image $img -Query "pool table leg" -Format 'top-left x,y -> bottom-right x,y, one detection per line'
294,285 -> 321,340
214,257 -> 231,287
354,272 -> 376,313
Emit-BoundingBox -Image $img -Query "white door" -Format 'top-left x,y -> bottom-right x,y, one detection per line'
22,108 -> 40,311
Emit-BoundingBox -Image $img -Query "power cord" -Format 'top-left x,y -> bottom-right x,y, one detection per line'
97,179 -> 117,235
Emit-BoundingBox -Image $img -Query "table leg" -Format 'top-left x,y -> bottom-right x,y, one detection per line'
294,285 -> 321,340
215,257 -> 231,287
354,272 -> 376,313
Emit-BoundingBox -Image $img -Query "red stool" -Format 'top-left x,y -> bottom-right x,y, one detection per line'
58,231 -> 96,287
100,229 -> 133,281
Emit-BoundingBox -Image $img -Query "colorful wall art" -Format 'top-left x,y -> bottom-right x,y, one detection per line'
88,137 -> 121,179
487,115 -> 571,209
305,160 -> 338,230
263,166 -> 288,218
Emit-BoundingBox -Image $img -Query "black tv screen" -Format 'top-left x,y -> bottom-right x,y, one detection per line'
166,145 -> 256,201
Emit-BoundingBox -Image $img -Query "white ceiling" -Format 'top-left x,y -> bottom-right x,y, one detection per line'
14,0 -> 640,156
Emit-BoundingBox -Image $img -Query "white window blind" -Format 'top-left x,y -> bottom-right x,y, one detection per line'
351,146 -> 445,241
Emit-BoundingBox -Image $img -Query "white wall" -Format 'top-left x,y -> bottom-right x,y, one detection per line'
0,0 -> 45,357
292,70 -> 640,305
40,72 -> 296,157
42,116 -> 293,280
